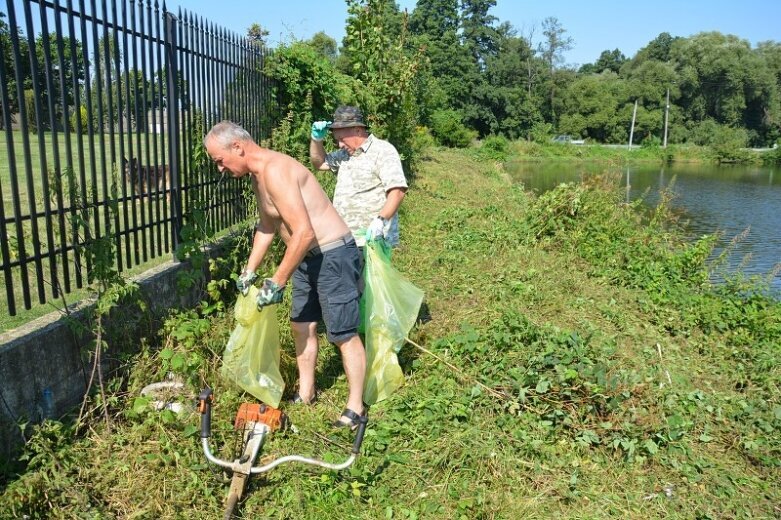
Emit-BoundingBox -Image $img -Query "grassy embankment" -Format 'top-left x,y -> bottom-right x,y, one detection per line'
1,146 -> 779,519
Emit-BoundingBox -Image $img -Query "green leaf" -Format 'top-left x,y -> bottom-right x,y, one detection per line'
643,439 -> 659,455
171,353 -> 186,370
132,396 -> 151,414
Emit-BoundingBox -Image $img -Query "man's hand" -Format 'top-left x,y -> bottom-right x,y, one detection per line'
236,270 -> 257,295
256,278 -> 285,310
367,216 -> 388,241
311,121 -> 332,141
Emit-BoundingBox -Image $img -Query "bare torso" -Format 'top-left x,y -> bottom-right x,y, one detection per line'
249,149 -> 349,248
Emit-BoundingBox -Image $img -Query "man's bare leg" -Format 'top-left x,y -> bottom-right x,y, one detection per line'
291,321 -> 319,403
335,334 -> 366,420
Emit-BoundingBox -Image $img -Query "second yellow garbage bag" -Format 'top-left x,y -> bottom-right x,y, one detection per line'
221,286 -> 285,408
362,239 -> 424,405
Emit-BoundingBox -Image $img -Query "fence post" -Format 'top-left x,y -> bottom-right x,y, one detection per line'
164,7 -> 183,252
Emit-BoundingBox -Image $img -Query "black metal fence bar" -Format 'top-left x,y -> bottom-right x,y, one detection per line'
1,0 -> 276,317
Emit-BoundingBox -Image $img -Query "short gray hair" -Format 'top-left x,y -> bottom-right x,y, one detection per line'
204,120 -> 253,148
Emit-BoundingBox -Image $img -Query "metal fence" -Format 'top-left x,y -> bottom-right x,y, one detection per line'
0,0 -> 276,316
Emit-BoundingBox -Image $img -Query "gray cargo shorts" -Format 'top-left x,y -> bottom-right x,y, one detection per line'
291,234 -> 364,344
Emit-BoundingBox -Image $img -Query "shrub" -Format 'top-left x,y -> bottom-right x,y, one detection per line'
529,121 -> 554,143
69,106 -> 89,134
475,134 -> 510,161
430,109 -> 476,148
23,89 -> 37,134
410,125 -> 436,160
762,140 -> 781,165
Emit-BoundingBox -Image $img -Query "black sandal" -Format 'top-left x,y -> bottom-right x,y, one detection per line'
331,407 -> 366,431
288,391 -> 318,405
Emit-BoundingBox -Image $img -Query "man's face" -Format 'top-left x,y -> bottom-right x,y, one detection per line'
205,138 -> 245,178
331,126 -> 366,155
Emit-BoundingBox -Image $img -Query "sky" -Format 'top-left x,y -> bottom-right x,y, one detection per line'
178,0 -> 781,66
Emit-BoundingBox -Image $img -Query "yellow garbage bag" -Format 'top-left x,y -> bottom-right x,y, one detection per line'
221,286 -> 285,408
362,239 -> 424,405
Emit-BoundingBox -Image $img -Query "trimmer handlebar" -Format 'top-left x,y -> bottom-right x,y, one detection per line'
197,387 -> 368,473
352,415 -> 368,454
197,387 -> 213,438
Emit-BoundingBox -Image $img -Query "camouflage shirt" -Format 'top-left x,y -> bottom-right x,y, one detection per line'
326,134 -> 408,247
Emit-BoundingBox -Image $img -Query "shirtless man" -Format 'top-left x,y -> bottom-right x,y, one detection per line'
204,121 -> 366,429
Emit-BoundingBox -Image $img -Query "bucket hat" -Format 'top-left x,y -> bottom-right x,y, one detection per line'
330,106 -> 366,129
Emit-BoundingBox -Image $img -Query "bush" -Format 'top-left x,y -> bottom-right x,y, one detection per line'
683,119 -> 751,163
430,109 -> 476,148
475,134 -> 510,161
23,89 -> 36,134
410,125 -> 436,160
69,106 -> 89,134
762,140 -> 781,165
529,121 -> 554,144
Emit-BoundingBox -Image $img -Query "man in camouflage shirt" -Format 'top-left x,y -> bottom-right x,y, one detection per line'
310,106 -> 408,247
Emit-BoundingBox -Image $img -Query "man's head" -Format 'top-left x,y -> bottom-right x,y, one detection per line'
330,106 -> 368,154
204,121 -> 253,177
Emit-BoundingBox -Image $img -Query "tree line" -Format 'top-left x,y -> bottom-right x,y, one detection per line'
0,11 -> 181,134
3,1 -> 780,154
263,0 -> 781,168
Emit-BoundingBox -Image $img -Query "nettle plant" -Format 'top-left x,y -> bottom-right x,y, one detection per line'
433,313 -> 692,462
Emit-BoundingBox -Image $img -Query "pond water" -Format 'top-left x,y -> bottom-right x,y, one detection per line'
506,161 -> 781,293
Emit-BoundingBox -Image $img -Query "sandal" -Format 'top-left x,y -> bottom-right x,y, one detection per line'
288,391 -> 318,405
331,407 -> 366,431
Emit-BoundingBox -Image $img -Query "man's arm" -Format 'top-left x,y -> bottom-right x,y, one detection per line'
244,220 -> 275,273
310,138 -> 331,171
265,166 -> 316,287
378,187 -> 407,219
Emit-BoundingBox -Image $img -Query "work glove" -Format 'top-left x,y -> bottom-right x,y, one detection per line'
236,270 -> 257,296
367,216 -> 388,241
256,278 -> 285,310
311,120 -> 332,141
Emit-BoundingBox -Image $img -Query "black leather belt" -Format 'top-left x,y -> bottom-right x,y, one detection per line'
306,233 -> 354,257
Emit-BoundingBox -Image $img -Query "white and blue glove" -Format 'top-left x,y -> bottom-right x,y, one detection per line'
256,278 -> 285,310
236,270 -> 257,295
367,216 -> 388,241
311,121 -> 332,141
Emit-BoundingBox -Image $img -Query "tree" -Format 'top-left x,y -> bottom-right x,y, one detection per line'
539,17 -> 573,124
409,0 -> 459,38
670,32 -> 779,144
483,34 -> 542,137
539,17 -> 573,73
342,0 -> 424,170
460,0 -> 500,68
559,72 -> 628,142
308,31 -> 338,63
408,0 -> 474,120
636,32 -> 681,63
594,48 -> 626,74
247,23 -> 269,48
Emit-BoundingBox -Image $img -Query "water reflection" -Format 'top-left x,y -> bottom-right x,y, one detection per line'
507,161 -> 781,292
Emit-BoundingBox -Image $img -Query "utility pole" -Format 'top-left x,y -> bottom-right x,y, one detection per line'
663,88 -> 670,148
628,99 -> 638,149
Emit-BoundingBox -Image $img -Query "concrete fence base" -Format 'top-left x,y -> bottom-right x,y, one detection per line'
0,256 -> 211,462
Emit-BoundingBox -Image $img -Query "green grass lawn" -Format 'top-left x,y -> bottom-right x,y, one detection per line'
0,128 -> 170,212
0,128 -> 212,330
1,146 -> 779,519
